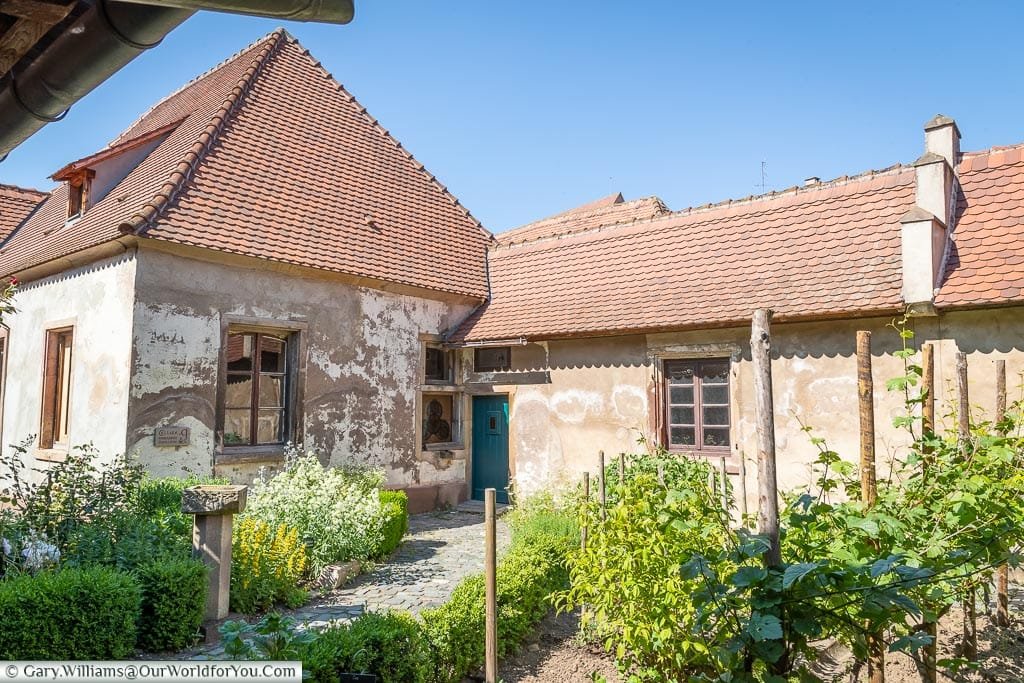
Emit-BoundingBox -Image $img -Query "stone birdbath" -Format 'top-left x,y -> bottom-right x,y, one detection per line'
182,484 -> 247,623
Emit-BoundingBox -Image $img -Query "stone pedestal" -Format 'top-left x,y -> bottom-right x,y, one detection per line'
182,485 -> 248,622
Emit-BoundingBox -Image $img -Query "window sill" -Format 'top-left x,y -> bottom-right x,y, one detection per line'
35,448 -> 69,463
423,444 -> 464,454
216,445 -> 285,465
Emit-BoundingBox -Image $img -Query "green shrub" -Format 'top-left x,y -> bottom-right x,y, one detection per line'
230,517 -> 309,614
137,475 -> 229,518
302,611 -> 433,683
375,490 -> 408,558
135,558 -> 207,652
422,501 -> 574,683
0,567 -> 141,659
244,451 -> 392,572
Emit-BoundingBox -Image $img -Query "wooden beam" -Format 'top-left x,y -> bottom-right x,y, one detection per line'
1,0 -> 74,24
0,2 -> 74,76
857,331 -> 877,506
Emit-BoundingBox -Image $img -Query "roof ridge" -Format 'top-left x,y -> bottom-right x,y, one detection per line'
0,182 -> 48,198
109,32 -> 279,149
497,195 -> 669,246
118,29 -> 287,235
960,140 -> 1024,160
296,46 -> 494,241
495,163 -> 912,252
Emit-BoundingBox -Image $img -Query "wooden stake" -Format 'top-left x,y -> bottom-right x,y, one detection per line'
598,450 -> 607,520
923,621 -> 937,683
484,488 -> 498,683
581,472 -> 589,552
739,451 -> 749,519
858,332 -> 884,683
719,456 -> 729,516
955,352 -> 977,660
857,331 -> 877,505
618,452 -> 626,488
921,343 -> 939,683
922,343 -> 935,437
956,352 -> 970,456
996,359 -> 1010,628
751,309 -> 781,567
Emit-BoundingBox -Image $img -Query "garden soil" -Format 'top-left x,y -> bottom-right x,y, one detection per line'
498,604 -> 1024,682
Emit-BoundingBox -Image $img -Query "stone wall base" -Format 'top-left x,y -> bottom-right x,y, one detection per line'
400,482 -> 467,514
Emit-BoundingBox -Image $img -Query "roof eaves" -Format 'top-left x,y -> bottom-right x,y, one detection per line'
117,29 -> 287,236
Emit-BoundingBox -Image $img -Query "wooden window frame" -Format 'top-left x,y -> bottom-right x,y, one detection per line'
420,390 -> 464,450
40,326 -> 74,451
474,346 -> 511,372
425,344 -> 456,385
215,317 -> 306,464
663,358 -> 731,455
66,170 -> 94,220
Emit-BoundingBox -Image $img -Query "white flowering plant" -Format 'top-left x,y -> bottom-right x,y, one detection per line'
243,445 -> 392,574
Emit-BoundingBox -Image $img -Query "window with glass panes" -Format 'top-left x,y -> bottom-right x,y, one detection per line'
223,331 -> 289,446
664,359 -> 730,452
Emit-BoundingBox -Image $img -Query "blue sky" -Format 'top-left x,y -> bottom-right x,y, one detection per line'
3,1 -> 1023,232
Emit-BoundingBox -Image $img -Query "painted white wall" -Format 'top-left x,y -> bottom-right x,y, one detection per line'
1,253 -> 136,467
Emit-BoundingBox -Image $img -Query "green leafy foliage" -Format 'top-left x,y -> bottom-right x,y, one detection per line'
221,613 -> 316,661
230,517 -> 309,614
0,566 -> 141,659
243,449 -> 394,572
302,611 -> 434,683
376,490 -> 409,558
135,558 -> 208,652
561,322 -> 1024,681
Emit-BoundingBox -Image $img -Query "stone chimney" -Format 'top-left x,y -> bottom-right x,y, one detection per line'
900,115 -> 960,315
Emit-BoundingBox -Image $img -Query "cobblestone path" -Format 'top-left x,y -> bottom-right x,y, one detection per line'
189,508 -> 510,658
290,509 -> 511,628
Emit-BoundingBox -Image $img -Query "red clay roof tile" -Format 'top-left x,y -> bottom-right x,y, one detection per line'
0,31 -> 489,300
0,184 -> 47,242
935,144 -> 1024,309
497,193 -> 669,245
453,166 -> 915,341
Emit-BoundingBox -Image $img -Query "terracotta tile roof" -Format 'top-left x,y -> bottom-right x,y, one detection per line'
497,192 -> 669,245
934,144 -> 1024,308
453,166 -> 915,342
0,184 -> 47,242
0,30 -> 490,300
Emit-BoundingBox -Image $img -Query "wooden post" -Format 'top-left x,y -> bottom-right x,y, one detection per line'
955,352 -> 977,660
858,331 -> 884,683
618,452 -> 626,488
739,451 -> 749,519
956,352 -> 970,456
922,343 -> 935,438
750,309 -> 781,567
921,342 -> 938,683
857,331 -> 877,505
581,472 -> 589,552
598,450 -> 607,520
996,359 -> 1010,628
719,456 -> 729,516
484,488 -> 498,683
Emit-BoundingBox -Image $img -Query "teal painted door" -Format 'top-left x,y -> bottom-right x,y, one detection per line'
471,395 -> 510,503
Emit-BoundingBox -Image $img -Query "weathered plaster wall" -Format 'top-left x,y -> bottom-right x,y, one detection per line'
1,252 -> 136,467
476,310 -> 1024,508
128,247 -> 474,500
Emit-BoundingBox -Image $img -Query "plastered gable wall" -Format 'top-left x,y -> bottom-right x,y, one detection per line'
1,253 -> 136,466
480,311 -> 1024,507
127,247 -> 475,489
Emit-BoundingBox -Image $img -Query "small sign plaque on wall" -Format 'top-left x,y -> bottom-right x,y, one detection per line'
154,426 -> 191,447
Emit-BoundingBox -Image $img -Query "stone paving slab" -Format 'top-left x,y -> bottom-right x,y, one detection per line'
185,509 -> 511,659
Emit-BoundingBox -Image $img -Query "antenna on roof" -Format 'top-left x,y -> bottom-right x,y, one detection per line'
756,161 -> 768,194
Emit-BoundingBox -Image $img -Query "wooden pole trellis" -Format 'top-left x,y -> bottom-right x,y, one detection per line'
858,331 -> 884,683
581,471 -> 589,552
955,352 -> 978,661
598,450 -> 607,521
996,359 -> 1011,628
484,488 -> 498,683
618,453 -> 626,489
921,342 -> 938,683
751,309 -> 781,567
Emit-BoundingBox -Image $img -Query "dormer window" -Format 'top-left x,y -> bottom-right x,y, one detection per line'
65,171 -> 93,220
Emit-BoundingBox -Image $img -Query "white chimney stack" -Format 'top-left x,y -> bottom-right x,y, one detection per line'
900,115 -> 960,315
